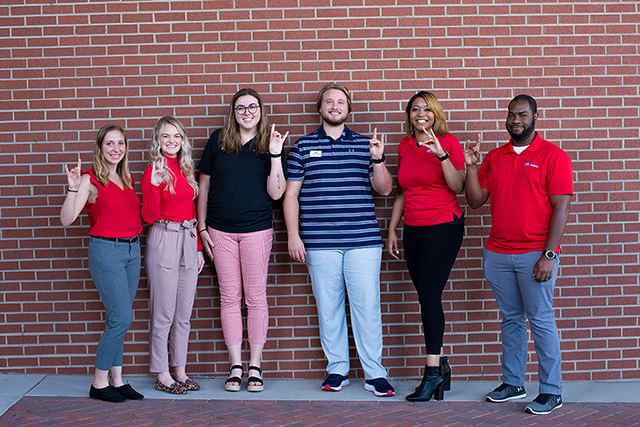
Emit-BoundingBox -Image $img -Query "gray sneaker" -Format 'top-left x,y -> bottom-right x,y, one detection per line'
524,394 -> 563,415
485,383 -> 527,402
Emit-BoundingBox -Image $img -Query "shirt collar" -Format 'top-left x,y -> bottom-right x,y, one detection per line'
507,131 -> 542,154
317,125 -> 354,142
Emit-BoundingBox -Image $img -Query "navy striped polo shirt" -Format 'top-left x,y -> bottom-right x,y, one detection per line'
286,126 -> 383,250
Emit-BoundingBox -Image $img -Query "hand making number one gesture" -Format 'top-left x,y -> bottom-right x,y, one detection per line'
369,128 -> 385,160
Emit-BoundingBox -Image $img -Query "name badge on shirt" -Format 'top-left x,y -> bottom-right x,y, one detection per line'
310,150 -> 322,157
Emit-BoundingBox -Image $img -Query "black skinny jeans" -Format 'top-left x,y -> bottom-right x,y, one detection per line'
403,216 -> 464,354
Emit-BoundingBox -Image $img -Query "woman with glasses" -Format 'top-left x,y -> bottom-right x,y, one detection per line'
387,91 -> 466,402
197,88 -> 288,392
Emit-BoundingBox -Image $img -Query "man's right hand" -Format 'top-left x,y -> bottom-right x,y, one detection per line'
464,133 -> 482,167
288,235 -> 306,263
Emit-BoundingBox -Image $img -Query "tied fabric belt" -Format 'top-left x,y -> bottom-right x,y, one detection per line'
154,219 -> 197,270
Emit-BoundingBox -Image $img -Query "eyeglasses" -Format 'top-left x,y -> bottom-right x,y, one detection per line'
235,104 -> 259,115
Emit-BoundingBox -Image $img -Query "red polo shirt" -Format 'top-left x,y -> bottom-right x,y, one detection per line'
478,133 -> 573,254
398,133 -> 465,226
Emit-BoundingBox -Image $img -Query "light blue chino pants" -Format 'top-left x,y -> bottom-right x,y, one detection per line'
306,247 -> 388,380
483,248 -> 562,395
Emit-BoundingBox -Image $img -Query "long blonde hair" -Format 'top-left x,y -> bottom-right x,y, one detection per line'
92,124 -> 133,189
218,88 -> 270,154
404,91 -> 450,137
149,116 -> 198,198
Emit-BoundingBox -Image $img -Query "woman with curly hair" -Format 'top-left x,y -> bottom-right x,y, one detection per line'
142,116 -> 204,394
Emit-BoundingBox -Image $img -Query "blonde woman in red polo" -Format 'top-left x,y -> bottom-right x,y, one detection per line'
142,116 -> 204,395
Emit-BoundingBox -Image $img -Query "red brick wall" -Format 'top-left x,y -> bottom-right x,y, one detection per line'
1,1 -> 639,382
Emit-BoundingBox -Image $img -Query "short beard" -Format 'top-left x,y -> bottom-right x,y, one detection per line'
321,112 -> 347,127
508,119 -> 536,142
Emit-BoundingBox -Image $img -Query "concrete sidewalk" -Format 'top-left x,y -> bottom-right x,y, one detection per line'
2,374 -> 640,426
4,374 -> 640,409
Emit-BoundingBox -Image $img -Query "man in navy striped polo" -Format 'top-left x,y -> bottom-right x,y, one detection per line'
283,83 -> 395,397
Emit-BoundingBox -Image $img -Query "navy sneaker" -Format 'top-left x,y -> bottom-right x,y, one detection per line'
524,394 -> 563,415
322,374 -> 349,391
364,378 -> 395,397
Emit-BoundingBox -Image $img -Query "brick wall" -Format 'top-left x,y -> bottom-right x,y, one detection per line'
1,0 -> 639,382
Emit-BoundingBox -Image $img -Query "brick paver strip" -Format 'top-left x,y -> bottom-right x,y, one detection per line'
2,397 -> 640,426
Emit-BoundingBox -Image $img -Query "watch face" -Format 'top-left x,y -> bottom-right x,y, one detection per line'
544,250 -> 556,260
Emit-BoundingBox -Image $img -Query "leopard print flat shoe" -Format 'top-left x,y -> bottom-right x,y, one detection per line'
154,379 -> 188,394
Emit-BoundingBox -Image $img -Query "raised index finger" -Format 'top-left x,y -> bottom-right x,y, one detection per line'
372,128 -> 377,140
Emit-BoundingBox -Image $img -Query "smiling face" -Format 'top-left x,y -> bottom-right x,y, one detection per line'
506,100 -> 537,144
101,130 -> 126,167
234,94 -> 261,133
319,89 -> 349,127
409,98 -> 436,133
159,123 -> 183,158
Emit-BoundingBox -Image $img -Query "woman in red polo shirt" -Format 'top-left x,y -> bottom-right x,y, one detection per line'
388,91 -> 466,402
142,116 -> 205,395
60,125 -> 144,403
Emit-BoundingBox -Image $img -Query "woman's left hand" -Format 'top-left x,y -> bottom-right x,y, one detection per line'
418,127 -> 445,157
269,124 -> 289,156
197,250 -> 205,274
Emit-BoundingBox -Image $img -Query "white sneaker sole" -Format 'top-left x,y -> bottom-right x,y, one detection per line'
322,379 -> 349,391
524,402 -> 563,415
485,392 -> 527,403
364,383 -> 395,397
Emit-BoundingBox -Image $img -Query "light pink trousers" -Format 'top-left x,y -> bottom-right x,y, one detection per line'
208,227 -> 272,346
145,220 -> 198,373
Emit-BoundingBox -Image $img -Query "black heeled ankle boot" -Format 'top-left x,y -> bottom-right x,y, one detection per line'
406,366 -> 444,402
440,356 -> 451,391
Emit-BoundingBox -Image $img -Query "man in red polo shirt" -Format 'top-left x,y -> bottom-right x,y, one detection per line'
465,94 -> 573,415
